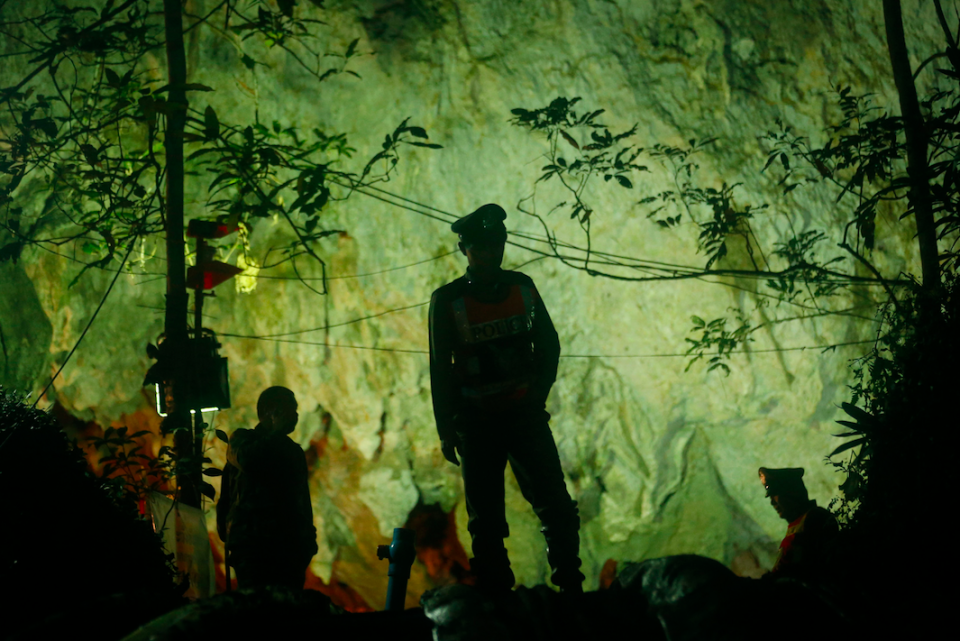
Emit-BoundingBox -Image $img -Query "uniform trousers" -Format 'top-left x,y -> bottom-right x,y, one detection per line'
455,406 -> 582,589
230,541 -> 310,591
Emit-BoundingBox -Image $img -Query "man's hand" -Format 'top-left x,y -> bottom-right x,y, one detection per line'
441,439 -> 460,466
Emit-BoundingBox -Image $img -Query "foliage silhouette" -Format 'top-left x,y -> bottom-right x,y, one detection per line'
0,389 -> 183,638
0,0 -> 439,290
0,0 -> 439,505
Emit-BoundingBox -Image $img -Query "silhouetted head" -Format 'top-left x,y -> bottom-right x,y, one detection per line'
257,386 -> 298,435
759,467 -> 811,522
454,204 -> 507,279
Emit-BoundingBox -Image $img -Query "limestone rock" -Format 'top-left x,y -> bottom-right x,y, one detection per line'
1,0 -> 947,603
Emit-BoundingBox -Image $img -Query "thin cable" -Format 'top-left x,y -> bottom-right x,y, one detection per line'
225,254 -> 542,334
223,335 -> 429,354
358,183 -> 459,221
254,250 -> 457,281
561,339 -> 875,358
345,184 -> 906,288
338,181 -> 456,225
30,228 -> 454,283
220,301 -> 429,339
32,234 -> 141,408
221,333 -> 874,359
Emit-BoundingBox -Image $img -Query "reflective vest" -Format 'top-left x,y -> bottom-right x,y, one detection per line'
450,283 -> 537,409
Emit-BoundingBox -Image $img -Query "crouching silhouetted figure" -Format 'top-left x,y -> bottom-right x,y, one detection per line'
759,467 -> 838,582
428,204 -> 584,595
217,387 -> 318,590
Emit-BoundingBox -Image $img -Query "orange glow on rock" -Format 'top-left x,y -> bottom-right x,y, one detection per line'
598,559 -> 618,589
304,571 -> 374,612
405,503 -> 474,587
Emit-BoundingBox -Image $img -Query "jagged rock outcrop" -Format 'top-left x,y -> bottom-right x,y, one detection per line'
1,0 -> 948,604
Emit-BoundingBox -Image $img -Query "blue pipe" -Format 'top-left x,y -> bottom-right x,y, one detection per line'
377,528 -> 417,611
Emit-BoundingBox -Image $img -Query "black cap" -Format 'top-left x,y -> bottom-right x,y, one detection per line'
758,467 -> 808,500
452,204 -> 507,244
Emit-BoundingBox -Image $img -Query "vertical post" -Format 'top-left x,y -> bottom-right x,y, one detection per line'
163,0 -> 199,507
377,528 -> 416,611
193,235 -> 206,495
883,0 -> 940,300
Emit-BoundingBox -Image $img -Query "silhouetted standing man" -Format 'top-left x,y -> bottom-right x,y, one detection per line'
759,467 -> 837,581
217,387 -> 318,590
429,204 -> 584,594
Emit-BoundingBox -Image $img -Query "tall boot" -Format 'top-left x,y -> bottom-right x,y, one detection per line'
470,541 -> 515,594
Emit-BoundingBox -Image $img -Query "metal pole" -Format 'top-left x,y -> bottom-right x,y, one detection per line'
377,528 -> 416,611
193,236 -> 206,480
163,0 -> 199,507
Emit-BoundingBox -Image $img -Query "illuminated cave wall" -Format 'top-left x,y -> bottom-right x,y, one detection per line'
0,0 -> 946,608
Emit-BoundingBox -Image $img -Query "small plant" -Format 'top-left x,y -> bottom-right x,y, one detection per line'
88,421 -> 226,505
89,426 -> 173,502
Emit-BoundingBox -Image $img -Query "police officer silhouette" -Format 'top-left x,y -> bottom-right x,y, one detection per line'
428,203 -> 584,594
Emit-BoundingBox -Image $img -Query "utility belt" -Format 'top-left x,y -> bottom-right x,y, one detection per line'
460,379 -> 530,412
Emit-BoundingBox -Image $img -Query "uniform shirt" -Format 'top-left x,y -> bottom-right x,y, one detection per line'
428,268 -> 560,440
216,425 -> 317,558
770,502 -> 838,578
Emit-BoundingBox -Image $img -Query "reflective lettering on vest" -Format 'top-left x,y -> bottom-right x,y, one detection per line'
450,283 -> 537,406
470,314 -> 531,342
451,284 -> 535,345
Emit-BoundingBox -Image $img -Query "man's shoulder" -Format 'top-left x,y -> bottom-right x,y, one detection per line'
229,427 -> 254,444
804,505 -> 838,533
431,276 -> 467,300
501,270 -> 536,287
808,505 -> 837,522
281,434 -> 305,453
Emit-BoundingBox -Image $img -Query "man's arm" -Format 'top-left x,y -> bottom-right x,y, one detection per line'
288,440 -> 319,558
216,463 -> 236,542
428,288 -> 461,447
226,428 -> 272,474
225,430 -> 246,469
528,281 -> 561,409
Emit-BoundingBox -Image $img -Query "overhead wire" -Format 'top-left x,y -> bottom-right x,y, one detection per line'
222,183 -> 885,349
219,333 -> 876,359
19,176 -> 885,360
253,250 -> 457,281
341,182 -> 901,287
223,301 -> 430,339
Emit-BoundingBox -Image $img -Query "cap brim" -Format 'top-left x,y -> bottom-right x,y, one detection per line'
462,230 -> 507,245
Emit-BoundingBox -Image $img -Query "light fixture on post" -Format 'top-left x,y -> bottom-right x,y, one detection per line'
145,330 -> 231,417
144,218 -> 240,420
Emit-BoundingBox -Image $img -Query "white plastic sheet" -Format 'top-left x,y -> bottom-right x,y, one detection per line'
147,492 -> 216,599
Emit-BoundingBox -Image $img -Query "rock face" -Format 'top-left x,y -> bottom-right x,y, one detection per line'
0,0 -> 947,607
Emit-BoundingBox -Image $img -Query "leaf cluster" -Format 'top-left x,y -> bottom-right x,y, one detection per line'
88,425 -> 174,501
225,1 -> 364,83
0,2 -> 170,273
509,93 -> 916,376
511,96 -> 644,226
187,111 -> 437,288
683,312 -> 755,376
0,1 -> 441,292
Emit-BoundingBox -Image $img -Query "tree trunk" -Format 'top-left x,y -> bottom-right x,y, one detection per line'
883,0 -> 941,298
163,0 -> 199,507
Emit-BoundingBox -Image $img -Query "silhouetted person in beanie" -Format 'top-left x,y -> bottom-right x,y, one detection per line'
759,467 -> 837,580
217,387 -> 318,590
429,203 -> 584,594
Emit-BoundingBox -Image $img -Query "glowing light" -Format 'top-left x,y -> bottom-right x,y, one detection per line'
155,384 -> 219,417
